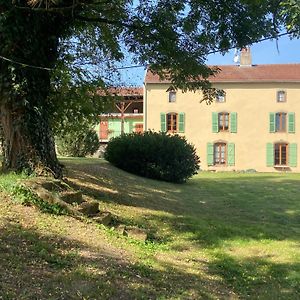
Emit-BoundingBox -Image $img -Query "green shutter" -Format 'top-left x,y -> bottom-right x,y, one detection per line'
269,112 -> 275,132
160,113 -> 166,132
289,143 -> 297,167
178,112 -> 185,133
288,112 -> 295,133
207,143 -> 214,166
230,112 -> 237,133
212,112 -> 218,133
266,143 -> 274,167
227,143 -> 235,166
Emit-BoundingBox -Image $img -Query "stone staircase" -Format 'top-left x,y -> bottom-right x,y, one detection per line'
23,177 -> 148,242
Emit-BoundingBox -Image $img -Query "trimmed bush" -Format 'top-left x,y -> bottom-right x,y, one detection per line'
56,129 -> 100,157
104,131 -> 200,183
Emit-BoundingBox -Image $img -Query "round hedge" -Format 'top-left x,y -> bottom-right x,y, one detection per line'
104,131 -> 200,183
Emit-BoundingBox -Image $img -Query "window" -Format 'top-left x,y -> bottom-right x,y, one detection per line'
277,90 -> 286,102
275,112 -> 287,132
216,90 -> 226,103
167,113 -> 177,133
214,143 -> 227,165
169,91 -> 176,103
275,143 -> 288,165
218,112 -> 229,131
133,108 -> 139,113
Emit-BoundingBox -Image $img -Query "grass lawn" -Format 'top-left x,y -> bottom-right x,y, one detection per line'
0,158 -> 299,299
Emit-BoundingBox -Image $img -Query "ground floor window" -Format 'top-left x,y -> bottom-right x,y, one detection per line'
214,143 -> 226,165
275,143 -> 288,165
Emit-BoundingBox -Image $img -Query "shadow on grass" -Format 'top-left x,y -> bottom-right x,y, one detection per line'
207,252 -> 300,299
0,221 -> 235,299
63,160 -> 300,246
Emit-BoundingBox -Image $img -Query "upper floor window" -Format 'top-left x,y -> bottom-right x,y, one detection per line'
218,112 -> 229,131
212,112 -> 237,133
161,112 -> 185,133
270,112 -> 295,133
277,90 -> 286,102
275,112 -> 287,132
216,89 -> 226,103
167,112 -> 177,133
133,108 -> 139,114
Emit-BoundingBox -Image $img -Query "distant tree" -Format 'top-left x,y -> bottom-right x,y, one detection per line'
0,0 -> 292,177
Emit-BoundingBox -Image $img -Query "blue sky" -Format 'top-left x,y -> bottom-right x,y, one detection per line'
206,35 -> 300,65
120,35 -> 300,86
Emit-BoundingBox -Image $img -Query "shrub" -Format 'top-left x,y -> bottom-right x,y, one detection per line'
56,129 -> 100,157
104,131 -> 200,183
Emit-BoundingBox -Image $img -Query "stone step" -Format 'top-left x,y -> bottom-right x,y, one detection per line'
60,191 -> 84,205
92,212 -> 112,226
77,201 -> 100,216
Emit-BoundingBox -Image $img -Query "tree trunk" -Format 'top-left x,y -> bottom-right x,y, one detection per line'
0,101 -> 62,178
0,5 -> 70,178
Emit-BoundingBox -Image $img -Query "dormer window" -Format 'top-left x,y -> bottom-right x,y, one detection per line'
277,90 -> 286,102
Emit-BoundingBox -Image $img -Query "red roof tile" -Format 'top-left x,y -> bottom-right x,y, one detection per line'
97,87 -> 143,97
145,64 -> 300,84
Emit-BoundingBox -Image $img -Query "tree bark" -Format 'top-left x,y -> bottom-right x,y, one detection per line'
0,5 -> 70,178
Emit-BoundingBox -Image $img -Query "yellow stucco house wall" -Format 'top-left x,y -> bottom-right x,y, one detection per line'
144,51 -> 300,172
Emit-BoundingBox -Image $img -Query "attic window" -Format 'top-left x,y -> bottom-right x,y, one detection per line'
169,91 -> 176,103
167,86 -> 176,103
216,89 -> 226,103
277,90 -> 286,102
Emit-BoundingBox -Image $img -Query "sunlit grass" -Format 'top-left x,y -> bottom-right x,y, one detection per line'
0,158 -> 299,298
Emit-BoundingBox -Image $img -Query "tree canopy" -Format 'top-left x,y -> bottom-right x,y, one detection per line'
0,0 -> 298,177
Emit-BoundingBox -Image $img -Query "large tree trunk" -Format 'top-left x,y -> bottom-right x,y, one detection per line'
0,67 -> 63,178
0,4 -> 70,178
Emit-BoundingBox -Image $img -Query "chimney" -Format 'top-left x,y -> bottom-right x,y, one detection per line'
240,47 -> 252,66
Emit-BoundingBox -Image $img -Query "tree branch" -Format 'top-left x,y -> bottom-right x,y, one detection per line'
75,15 -> 139,29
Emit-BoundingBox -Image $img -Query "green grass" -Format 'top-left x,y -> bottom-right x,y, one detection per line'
0,159 -> 299,299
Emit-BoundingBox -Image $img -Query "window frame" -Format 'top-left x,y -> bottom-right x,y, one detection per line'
275,112 -> 287,132
166,112 -> 178,133
274,143 -> 288,166
214,142 -> 227,165
218,112 -> 230,131
277,90 -> 287,103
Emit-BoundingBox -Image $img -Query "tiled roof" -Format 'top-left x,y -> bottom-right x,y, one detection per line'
97,87 -> 143,97
145,64 -> 300,84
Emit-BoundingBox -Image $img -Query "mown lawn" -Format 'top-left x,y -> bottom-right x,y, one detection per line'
0,158 -> 299,299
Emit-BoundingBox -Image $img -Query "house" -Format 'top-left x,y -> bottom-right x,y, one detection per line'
144,48 -> 300,172
98,87 -> 144,142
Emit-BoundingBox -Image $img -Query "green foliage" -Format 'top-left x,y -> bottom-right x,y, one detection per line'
11,184 -> 67,215
56,127 -> 100,157
0,172 -> 67,215
104,131 -> 200,183
0,1 -> 297,175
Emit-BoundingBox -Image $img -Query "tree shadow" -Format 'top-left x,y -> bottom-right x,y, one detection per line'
0,221 -> 237,299
207,252 -> 300,299
63,160 -> 300,246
